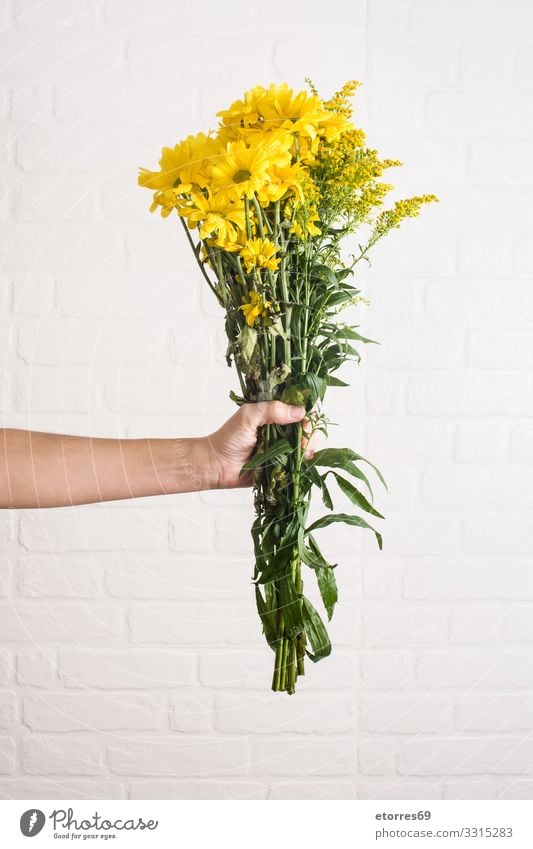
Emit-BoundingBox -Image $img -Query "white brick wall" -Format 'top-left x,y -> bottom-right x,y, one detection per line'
0,0 -> 532,801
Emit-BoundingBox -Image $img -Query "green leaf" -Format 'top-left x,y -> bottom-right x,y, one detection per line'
331,473 -> 385,519
311,447 -> 387,493
304,465 -> 334,510
237,324 -> 257,367
229,389 -> 245,405
279,574 -> 304,638
308,533 -> 337,569
337,267 -> 355,281
280,384 -> 308,406
311,264 -> 338,287
326,375 -> 350,387
239,438 -> 293,473
250,515 -> 267,576
306,512 -> 383,551
338,327 -> 379,345
337,341 -> 361,359
299,535 -> 338,621
268,362 -> 291,389
345,449 -> 388,492
316,565 -> 338,621
254,515 -> 299,585
303,373 -> 327,405
309,448 -> 375,500
255,586 -> 277,651
325,290 -> 357,307
319,474 -> 334,510
302,596 -> 331,662
300,534 -> 330,571
254,556 -> 292,586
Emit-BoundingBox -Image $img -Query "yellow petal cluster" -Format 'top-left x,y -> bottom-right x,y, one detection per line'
178,191 -> 246,245
240,238 -> 280,274
238,290 -> 271,327
139,78 -> 438,306
138,80 -> 359,248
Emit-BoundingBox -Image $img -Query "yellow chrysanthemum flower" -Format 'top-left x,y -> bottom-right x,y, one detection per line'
216,85 -> 266,137
257,162 -> 306,205
216,83 -> 352,163
138,132 -> 219,216
208,233 -> 247,253
209,137 -> 293,202
238,290 -> 272,327
252,83 -> 331,140
178,191 -> 245,244
317,109 -> 353,142
143,133 -> 217,190
240,238 -> 280,274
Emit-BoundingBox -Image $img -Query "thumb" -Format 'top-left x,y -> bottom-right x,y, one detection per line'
242,400 -> 306,429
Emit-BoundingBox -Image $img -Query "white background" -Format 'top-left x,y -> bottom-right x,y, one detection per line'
0,0 -> 532,801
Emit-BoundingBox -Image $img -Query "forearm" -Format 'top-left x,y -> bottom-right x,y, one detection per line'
0,429 -> 219,508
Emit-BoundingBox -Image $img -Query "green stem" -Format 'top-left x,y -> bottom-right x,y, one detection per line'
297,632 -> 306,675
234,254 -> 247,287
279,636 -> 288,691
252,193 -> 274,238
244,197 -> 253,239
234,362 -> 247,400
252,194 -> 265,239
279,259 -> 291,366
286,638 -> 296,694
179,219 -> 222,304
272,632 -> 283,691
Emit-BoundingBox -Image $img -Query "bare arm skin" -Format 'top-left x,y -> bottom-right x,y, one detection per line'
0,401 -> 315,509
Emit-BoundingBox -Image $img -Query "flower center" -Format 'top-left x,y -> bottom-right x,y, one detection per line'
233,169 -> 252,183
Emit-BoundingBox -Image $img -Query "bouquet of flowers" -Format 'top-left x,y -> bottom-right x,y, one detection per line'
139,79 -> 437,694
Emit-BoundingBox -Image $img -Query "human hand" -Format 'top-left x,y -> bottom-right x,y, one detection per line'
206,400 -> 322,489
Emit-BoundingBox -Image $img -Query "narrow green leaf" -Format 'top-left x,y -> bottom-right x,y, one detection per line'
303,372 -> 327,404
229,389 -> 245,405
316,565 -> 338,621
320,475 -> 334,511
280,384 -> 308,406
336,341 -> 361,359
279,575 -> 304,638
338,327 -> 379,345
305,463 -> 322,489
300,538 -> 325,571
254,559 -> 292,586
332,473 -> 385,519
337,267 -> 355,281
253,515 -> 299,585
255,585 -> 277,651
310,447 -> 358,468
307,533 -> 337,569
301,536 -> 338,621
326,375 -> 350,387
347,450 -> 388,491
309,448 -> 374,500
325,290 -> 356,307
237,324 -> 257,366
301,596 -> 331,662
304,464 -> 334,510
311,264 -> 338,287
311,447 -> 387,494
306,512 -> 383,551
240,438 -> 293,473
